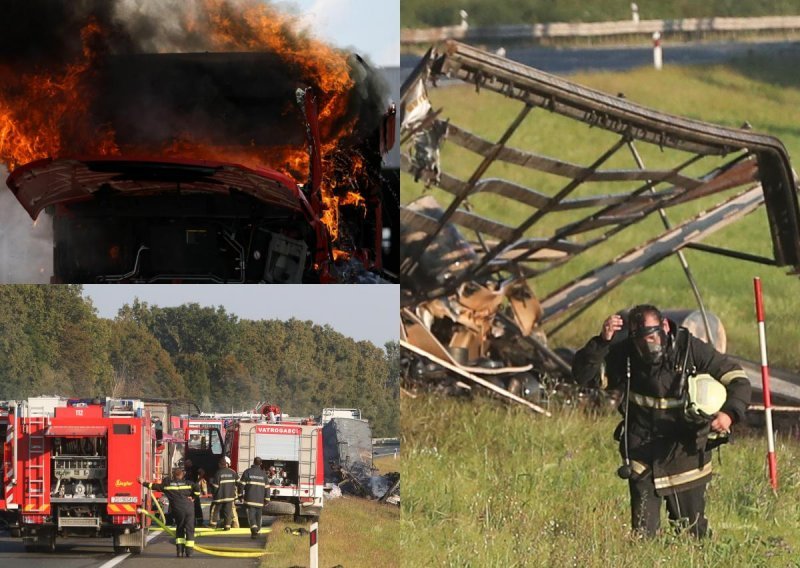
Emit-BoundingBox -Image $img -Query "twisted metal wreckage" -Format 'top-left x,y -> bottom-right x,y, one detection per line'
399,41 -> 800,416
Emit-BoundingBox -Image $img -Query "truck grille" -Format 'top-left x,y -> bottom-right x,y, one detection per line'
58,517 -> 101,528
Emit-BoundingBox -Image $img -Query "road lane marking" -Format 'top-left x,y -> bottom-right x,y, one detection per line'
96,530 -> 163,568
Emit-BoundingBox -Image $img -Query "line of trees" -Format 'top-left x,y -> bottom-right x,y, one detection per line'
0,286 -> 399,436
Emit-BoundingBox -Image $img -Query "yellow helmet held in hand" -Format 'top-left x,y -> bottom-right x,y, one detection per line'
686,373 -> 727,419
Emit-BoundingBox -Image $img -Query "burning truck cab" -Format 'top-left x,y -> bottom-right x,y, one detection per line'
9,157 -> 329,283
3,52 -> 397,283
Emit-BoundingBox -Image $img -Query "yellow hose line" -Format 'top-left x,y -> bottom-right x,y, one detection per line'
139,496 -> 272,557
138,509 -> 273,557
151,492 -> 167,525
196,527 -> 270,535
148,527 -> 270,536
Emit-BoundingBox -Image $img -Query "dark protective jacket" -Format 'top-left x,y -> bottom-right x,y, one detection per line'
210,466 -> 238,503
572,323 -> 751,496
144,477 -> 200,512
238,465 -> 268,508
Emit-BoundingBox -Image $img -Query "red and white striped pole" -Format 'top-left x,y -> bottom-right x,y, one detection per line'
652,31 -> 663,70
754,277 -> 778,490
309,519 -> 319,568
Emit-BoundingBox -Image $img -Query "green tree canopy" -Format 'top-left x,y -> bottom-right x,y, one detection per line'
0,287 -> 399,436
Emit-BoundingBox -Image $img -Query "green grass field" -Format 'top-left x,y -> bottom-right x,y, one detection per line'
402,51 -> 800,371
261,497 -> 400,568
401,395 -> 800,567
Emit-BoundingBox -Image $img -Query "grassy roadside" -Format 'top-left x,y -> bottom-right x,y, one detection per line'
260,497 -> 400,568
401,394 -> 800,567
374,453 -> 401,474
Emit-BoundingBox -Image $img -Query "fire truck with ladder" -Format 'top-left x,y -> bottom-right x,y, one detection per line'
0,396 -> 159,553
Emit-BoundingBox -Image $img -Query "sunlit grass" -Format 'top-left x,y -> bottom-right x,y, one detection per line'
401,394 -> 800,567
261,497 -> 400,568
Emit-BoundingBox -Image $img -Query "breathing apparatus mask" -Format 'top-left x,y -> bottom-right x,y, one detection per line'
630,323 -> 669,365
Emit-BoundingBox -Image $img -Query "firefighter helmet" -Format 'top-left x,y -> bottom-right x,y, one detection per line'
686,373 -> 727,419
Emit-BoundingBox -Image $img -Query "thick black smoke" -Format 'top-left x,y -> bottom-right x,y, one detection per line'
0,0 -> 132,69
0,0 -> 390,156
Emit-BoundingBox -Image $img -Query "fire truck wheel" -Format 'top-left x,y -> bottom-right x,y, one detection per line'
28,532 -> 56,553
263,501 -> 296,516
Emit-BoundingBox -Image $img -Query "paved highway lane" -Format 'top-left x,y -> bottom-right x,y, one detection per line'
0,508 -> 274,567
373,444 -> 400,458
0,529 -> 265,568
401,40 -> 799,76
0,530 -> 122,568
119,528 -> 266,568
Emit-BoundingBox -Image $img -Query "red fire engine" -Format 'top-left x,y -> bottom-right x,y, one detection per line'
188,403 -> 324,520
0,396 -> 158,553
226,410 -> 324,521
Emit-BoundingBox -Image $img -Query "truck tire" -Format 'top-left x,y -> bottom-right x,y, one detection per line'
45,532 -> 56,553
29,532 -> 56,553
263,501 -> 295,516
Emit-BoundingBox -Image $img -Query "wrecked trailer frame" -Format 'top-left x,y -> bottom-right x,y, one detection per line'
399,40 -> 800,410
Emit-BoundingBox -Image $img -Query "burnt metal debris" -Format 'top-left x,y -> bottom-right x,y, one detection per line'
322,417 -> 400,504
399,40 -> 800,411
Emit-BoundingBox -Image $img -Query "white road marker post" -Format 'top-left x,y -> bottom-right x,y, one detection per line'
754,277 -> 778,490
652,31 -> 662,70
309,519 -> 319,568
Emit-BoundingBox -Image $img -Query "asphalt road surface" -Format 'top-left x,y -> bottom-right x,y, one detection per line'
401,40 -> 799,76
373,443 -> 401,458
0,527 -> 267,568
0,502 -> 273,568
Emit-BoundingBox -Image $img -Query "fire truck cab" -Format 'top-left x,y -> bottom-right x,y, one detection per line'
227,415 -> 324,521
1,396 -> 156,553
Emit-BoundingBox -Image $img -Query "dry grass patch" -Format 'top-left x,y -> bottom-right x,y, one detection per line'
261,497 -> 400,568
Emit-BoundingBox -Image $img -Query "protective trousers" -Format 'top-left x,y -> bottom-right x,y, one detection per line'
193,495 -> 204,525
628,473 -> 708,538
216,501 -> 234,529
246,505 -> 263,535
209,501 -> 240,528
173,499 -> 196,555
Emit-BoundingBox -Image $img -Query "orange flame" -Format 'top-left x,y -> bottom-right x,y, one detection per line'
0,0 -> 368,247
0,20 -> 118,170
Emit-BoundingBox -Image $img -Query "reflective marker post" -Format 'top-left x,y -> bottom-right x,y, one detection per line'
652,31 -> 662,70
309,520 -> 318,568
754,277 -> 778,490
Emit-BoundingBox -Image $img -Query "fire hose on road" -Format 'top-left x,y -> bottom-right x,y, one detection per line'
138,489 -> 274,558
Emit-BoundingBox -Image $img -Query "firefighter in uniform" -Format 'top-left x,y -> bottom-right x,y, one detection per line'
138,467 -> 200,556
210,456 -> 238,530
238,457 -> 268,538
572,304 -> 751,537
183,458 -> 204,526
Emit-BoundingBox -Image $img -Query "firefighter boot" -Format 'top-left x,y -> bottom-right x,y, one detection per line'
185,544 -> 194,557
176,544 -> 184,557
